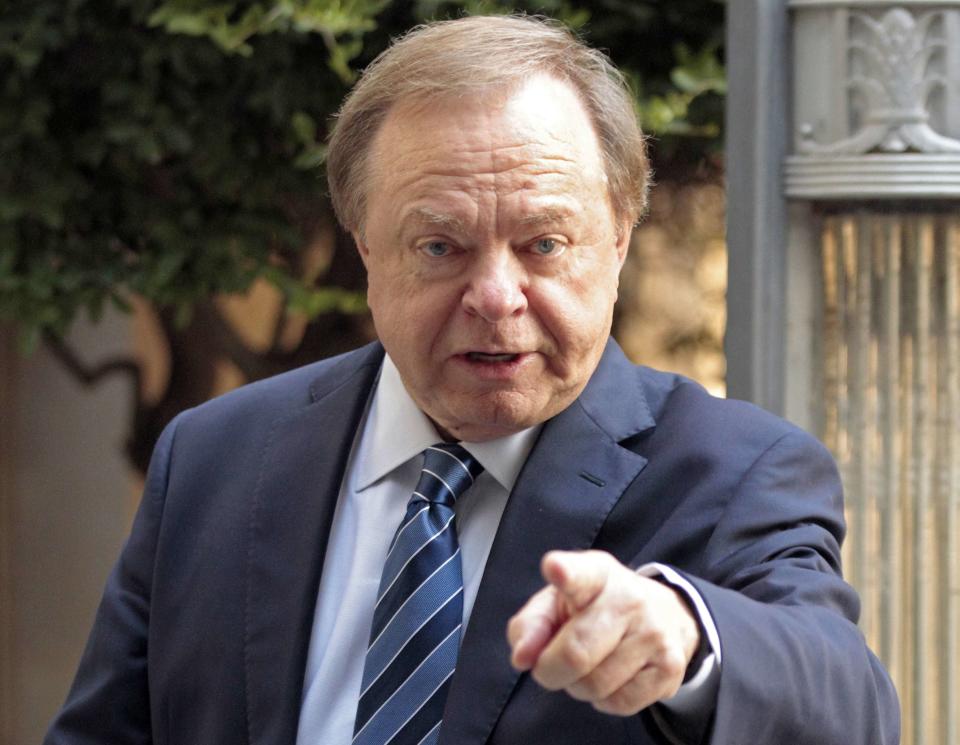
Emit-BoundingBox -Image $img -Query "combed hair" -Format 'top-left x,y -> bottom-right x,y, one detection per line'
326,14 -> 650,234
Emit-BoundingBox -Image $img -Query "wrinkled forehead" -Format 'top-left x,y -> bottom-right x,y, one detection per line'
365,74 -> 608,192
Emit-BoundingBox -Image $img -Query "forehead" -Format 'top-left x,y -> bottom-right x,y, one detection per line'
365,75 -> 608,213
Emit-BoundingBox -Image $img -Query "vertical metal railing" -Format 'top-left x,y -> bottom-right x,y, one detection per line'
913,217 -> 933,745
821,210 -> 960,745
943,218 -> 960,745
877,214 -> 902,688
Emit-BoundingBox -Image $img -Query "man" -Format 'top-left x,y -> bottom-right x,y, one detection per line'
46,14 -> 899,745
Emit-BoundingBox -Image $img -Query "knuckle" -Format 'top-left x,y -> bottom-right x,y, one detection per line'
570,670 -> 613,701
565,681 -> 595,702
601,688 -> 643,717
531,666 -> 563,691
660,647 -> 687,681
589,670 -> 623,700
661,663 -> 685,686
591,607 -> 617,637
642,626 -> 669,657
560,634 -> 593,673
622,587 -> 649,617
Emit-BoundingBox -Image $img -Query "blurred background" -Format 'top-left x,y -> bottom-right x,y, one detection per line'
7,1 -> 959,744
0,2 -> 727,740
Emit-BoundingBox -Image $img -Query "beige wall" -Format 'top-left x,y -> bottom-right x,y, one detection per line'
0,313 -> 135,745
1,327 -> 16,745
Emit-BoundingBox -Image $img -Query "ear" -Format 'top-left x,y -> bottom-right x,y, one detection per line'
615,220 -> 633,268
353,232 -> 371,269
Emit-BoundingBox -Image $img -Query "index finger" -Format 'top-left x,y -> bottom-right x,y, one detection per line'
507,584 -> 563,671
541,550 -> 614,612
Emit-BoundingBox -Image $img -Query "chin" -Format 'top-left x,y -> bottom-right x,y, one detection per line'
436,394 -> 554,442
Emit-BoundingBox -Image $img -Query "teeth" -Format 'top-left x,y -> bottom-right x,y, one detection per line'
467,352 -> 517,362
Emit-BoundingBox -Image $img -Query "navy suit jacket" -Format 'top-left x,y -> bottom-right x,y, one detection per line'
45,339 -> 899,745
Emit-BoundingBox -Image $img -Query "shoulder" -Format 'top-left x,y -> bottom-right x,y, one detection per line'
166,342 -> 384,452
632,363 -> 831,466
581,340 -> 819,458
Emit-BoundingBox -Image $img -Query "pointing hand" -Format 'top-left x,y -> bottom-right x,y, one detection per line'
507,550 -> 700,716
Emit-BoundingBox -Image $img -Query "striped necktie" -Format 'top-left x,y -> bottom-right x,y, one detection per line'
353,443 -> 484,745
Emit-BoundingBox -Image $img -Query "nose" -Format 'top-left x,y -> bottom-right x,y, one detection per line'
461,249 -> 528,323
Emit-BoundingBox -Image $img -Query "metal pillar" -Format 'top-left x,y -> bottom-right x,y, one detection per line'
728,2 -> 960,743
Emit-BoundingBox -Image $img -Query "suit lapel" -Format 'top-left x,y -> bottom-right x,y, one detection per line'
244,344 -> 384,745
440,340 -> 655,745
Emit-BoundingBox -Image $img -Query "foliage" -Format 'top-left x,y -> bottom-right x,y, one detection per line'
0,0 -> 383,351
0,0 -> 724,350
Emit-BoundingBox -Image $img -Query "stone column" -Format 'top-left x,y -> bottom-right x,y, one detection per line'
785,4 -> 960,744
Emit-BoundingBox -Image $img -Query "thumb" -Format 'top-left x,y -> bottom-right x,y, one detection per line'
541,550 -> 609,613
507,585 -> 564,670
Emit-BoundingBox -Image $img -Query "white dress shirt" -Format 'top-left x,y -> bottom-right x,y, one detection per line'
295,355 -> 718,745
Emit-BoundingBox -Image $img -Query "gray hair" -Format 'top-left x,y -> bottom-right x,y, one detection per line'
326,14 -> 650,234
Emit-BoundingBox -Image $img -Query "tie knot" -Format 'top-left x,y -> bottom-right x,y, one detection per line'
413,443 -> 484,507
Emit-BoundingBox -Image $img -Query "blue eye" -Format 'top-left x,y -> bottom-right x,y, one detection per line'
533,238 -> 563,256
423,241 -> 451,257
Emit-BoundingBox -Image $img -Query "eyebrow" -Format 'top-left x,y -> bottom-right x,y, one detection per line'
400,207 -> 467,236
517,205 -> 577,228
396,203 -> 577,241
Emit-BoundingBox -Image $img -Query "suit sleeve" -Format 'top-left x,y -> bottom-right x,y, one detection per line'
43,414 -> 182,745
674,430 -> 900,744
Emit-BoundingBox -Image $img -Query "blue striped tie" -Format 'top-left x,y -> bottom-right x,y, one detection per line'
353,443 -> 484,745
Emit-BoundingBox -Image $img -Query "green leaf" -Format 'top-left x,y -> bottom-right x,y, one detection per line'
110,293 -> 133,314
2,0 -> 725,346
151,249 -> 187,287
291,110 -> 317,144
293,143 -> 327,170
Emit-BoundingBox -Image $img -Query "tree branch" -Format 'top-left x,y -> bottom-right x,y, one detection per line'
43,331 -> 142,393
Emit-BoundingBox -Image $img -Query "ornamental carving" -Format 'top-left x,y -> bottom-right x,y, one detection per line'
798,7 -> 960,155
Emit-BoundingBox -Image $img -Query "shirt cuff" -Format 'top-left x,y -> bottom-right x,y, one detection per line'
636,562 -> 721,741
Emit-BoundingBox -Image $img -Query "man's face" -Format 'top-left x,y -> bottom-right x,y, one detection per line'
356,74 -> 632,442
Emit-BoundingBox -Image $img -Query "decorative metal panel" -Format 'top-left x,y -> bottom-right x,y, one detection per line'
787,9 -> 960,740
786,2 -> 960,198
820,211 -> 960,745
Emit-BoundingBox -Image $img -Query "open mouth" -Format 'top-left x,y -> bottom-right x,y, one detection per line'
465,352 -> 520,363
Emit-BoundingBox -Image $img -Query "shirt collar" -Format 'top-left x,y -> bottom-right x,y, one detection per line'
355,354 -> 541,493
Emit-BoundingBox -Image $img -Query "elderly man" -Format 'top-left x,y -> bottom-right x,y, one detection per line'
46,14 -> 898,745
